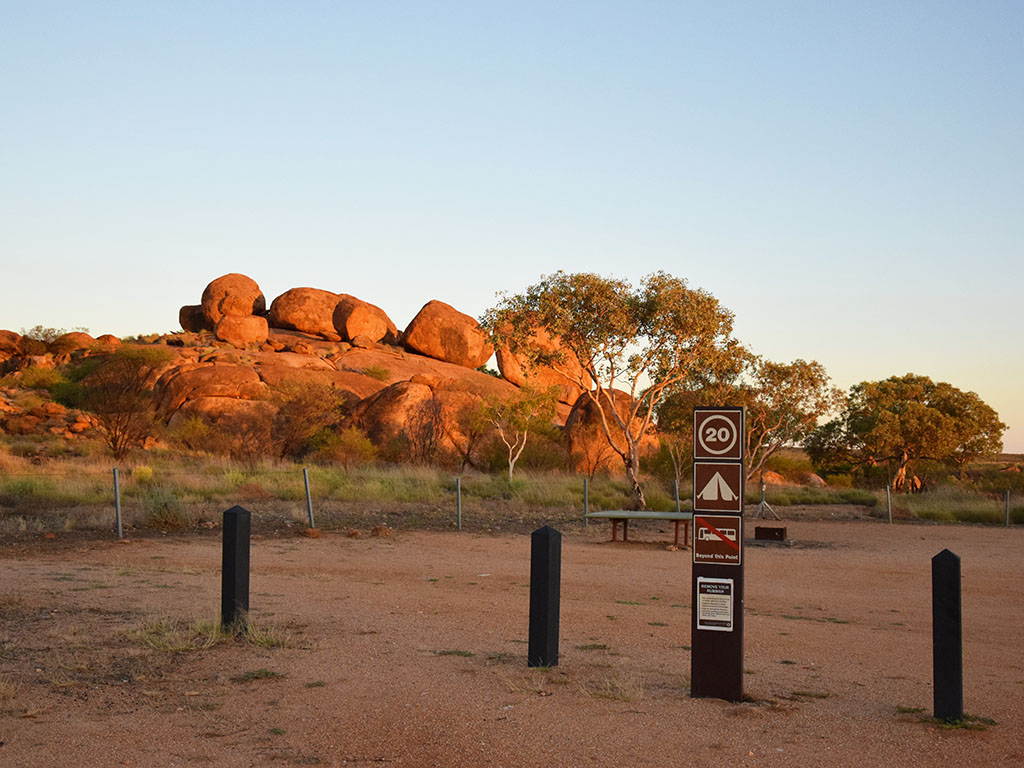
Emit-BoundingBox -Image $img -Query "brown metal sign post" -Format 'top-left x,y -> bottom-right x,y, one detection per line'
691,406 -> 745,702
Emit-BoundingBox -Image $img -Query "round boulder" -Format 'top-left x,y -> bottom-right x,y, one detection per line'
268,287 -> 343,341
564,389 -> 658,474
332,295 -> 399,345
402,300 -> 493,369
496,327 -> 591,405
201,274 -> 266,328
179,304 -> 208,332
215,315 -> 269,347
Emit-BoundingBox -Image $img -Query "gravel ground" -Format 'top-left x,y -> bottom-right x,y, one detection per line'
1,516 -> 1022,767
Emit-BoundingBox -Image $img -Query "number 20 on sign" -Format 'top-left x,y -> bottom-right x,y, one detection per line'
693,407 -> 744,462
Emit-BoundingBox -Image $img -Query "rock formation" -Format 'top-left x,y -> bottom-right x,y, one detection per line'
201,273 -> 266,328
268,287 -> 343,340
332,295 -> 399,345
402,300 -> 493,369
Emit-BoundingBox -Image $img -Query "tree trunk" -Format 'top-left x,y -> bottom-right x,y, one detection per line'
892,451 -> 910,492
624,450 -> 646,511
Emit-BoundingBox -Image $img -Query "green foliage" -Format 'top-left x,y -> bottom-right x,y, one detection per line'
479,385 -> 559,480
362,365 -> 391,381
482,271 -> 738,509
807,374 -> 1006,491
309,426 -> 378,467
140,486 -> 190,529
271,381 -> 350,459
75,347 -> 173,459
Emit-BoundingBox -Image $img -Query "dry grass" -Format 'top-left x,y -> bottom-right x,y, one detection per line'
580,671 -> 645,701
0,676 -> 17,701
136,615 -> 290,652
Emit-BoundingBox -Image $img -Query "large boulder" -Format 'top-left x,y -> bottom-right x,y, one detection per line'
166,396 -> 275,433
153,362 -> 269,418
564,389 -> 658,474
179,304 -> 208,332
0,330 -> 20,355
349,375 -> 484,459
332,295 -> 399,345
201,274 -> 266,328
215,315 -> 269,347
268,288 -> 343,341
402,300 -> 493,369
496,327 -> 591,405
52,332 -> 96,354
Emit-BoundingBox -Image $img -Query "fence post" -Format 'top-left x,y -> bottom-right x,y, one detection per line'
886,484 -> 892,524
456,477 -> 462,531
302,467 -> 315,528
674,476 -> 680,514
222,506 -> 251,631
583,477 -> 589,526
113,468 -> 123,540
1007,490 -> 1011,528
932,549 -> 963,722
528,526 -> 561,668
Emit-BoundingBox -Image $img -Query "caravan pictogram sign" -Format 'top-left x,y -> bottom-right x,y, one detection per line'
693,461 -> 744,514
693,515 -> 743,566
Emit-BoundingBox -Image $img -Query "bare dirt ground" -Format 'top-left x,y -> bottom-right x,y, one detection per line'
1,513 -> 1022,767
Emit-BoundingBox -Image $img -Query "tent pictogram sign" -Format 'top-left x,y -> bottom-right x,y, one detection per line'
693,461 -> 744,514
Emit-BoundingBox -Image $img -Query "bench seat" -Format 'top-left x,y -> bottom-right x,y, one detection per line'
585,511 -> 694,546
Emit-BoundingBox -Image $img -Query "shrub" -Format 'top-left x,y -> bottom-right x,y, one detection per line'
141,486 -> 190,530
309,426 -> 378,467
362,365 -> 391,382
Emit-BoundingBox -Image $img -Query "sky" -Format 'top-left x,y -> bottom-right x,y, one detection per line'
1,2 -> 1021,451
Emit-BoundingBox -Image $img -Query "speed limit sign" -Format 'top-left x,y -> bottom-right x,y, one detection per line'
693,407 -> 744,461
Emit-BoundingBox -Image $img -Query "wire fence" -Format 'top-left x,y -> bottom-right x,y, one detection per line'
1,465 -> 1021,538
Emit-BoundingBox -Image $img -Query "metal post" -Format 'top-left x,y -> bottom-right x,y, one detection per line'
222,506 -> 251,631
302,468 -> 315,528
886,484 -> 892,524
583,477 -> 589,526
456,477 -> 462,531
1007,490 -> 1011,528
674,477 -> 680,514
932,549 -> 963,722
113,468 -> 123,540
528,526 -> 562,667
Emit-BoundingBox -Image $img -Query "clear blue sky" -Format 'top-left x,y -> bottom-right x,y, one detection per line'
2,2 -> 1021,451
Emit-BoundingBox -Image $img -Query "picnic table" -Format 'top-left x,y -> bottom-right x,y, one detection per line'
584,510 -> 694,547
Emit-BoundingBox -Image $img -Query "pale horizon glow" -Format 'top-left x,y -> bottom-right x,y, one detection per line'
1,2 -> 1021,452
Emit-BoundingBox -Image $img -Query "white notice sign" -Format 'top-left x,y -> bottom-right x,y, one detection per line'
696,577 -> 734,632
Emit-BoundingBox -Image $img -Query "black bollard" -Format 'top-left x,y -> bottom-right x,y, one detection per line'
528,526 -> 561,667
932,549 -> 963,722
222,505 -> 251,631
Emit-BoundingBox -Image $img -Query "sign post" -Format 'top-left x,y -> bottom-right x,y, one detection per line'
690,407 -> 745,702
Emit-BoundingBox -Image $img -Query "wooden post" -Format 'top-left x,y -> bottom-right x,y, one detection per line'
222,506 -> 251,631
528,526 -> 561,667
932,549 -> 963,722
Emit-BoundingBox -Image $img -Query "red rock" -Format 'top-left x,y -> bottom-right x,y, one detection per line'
94,334 -> 122,348
179,304 -> 208,332
268,288 -> 343,340
402,300 -> 493,369
332,296 -> 399,345
0,330 -> 20,355
762,470 -> 787,485
165,396 -> 275,432
496,327 -> 591,405
215,315 -> 269,347
303,528 -> 321,539
201,274 -> 266,328
153,363 -> 269,417
52,332 -> 95,352
564,389 -> 658,474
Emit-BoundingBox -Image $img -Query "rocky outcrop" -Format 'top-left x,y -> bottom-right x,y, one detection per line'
402,300 -> 492,369
564,389 -> 658,473
215,315 -> 269,347
201,274 -> 266,328
332,295 -> 399,345
496,328 -> 590,405
349,375 -> 485,459
52,332 -> 95,352
153,363 -> 269,418
166,396 -> 275,432
762,470 -> 786,485
268,288 -> 342,341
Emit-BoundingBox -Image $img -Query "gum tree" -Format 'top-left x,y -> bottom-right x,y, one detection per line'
482,271 -> 739,510
805,373 -> 1005,490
